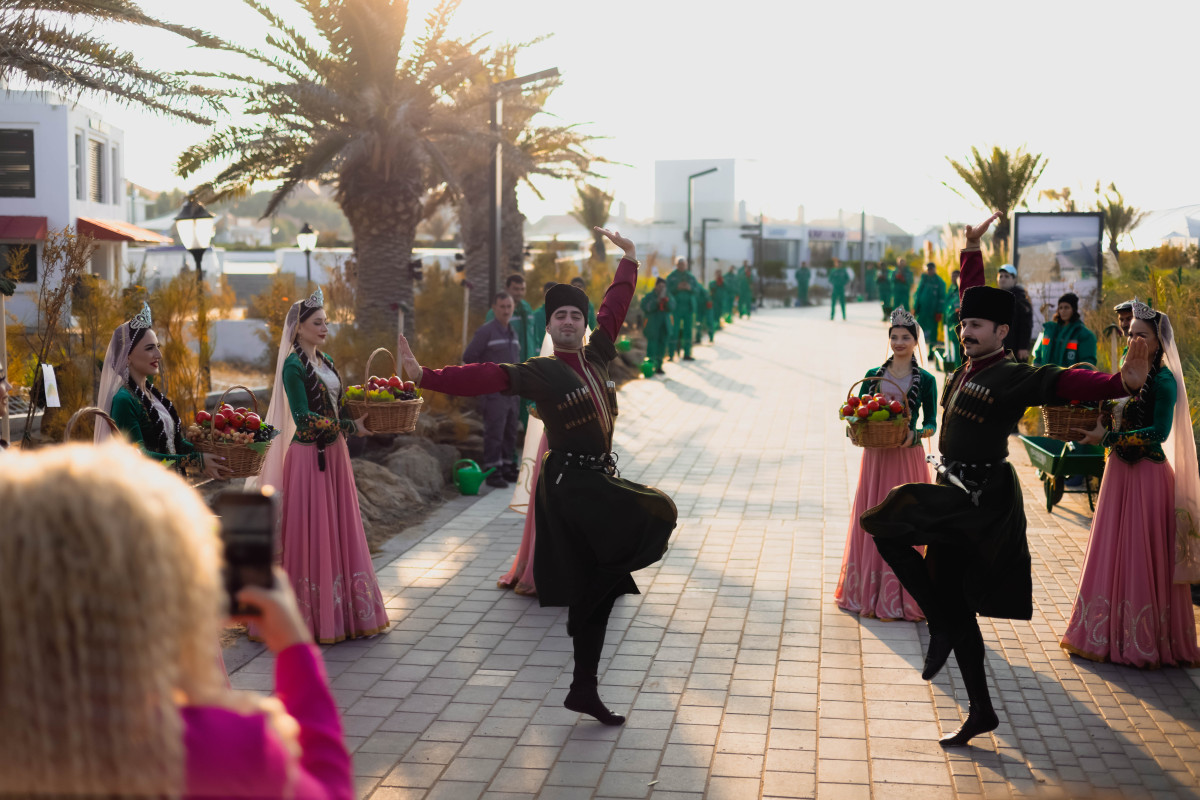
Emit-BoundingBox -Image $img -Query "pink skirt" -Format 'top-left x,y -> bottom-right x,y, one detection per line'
1061,457 -> 1200,668
835,444 -> 929,621
277,438 -> 390,644
498,436 -> 547,596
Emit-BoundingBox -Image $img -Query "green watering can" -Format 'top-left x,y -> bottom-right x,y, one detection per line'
639,358 -> 655,378
453,459 -> 495,496
616,337 -> 632,353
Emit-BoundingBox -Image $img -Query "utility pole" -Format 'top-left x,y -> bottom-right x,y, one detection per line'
700,218 -> 720,284
686,167 -> 719,270
859,210 -> 867,300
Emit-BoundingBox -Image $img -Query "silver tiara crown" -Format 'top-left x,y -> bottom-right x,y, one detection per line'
890,307 -> 916,327
303,286 -> 324,309
1130,300 -> 1156,320
129,301 -> 153,331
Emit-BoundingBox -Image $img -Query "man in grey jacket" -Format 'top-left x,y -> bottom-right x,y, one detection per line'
464,292 -> 522,487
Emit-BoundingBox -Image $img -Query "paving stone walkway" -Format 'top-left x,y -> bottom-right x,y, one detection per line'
231,300 -> 1200,799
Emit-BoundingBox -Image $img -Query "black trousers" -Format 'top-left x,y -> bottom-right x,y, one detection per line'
873,532 -> 992,712
566,585 -> 622,686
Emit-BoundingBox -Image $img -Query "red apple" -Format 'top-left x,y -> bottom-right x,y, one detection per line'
402,381 -> 416,392
368,375 -> 380,385
243,414 -> 262,431
234,406 -> 248,414
856,406 -> 871,419
229,413 -> 245,429
213,414 -> 228,431
195,410 -> 211,424
387,376 -> 403,389
888,400 -> 903,414
866,400 -> 880,412
841,404 -> 854,417
847,396 -> 861,408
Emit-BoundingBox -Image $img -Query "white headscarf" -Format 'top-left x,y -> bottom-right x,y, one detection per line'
1157,313 -> 1200,583
247,301 -> 302,493
95,303 -> 152,443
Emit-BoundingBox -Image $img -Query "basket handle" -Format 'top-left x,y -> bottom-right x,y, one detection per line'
209,384 -> 261,445
846,376 -> 911,416
63,407 -> 120,443
363,347 -> 398,386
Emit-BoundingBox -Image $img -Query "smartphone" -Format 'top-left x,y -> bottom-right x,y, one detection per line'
213,488 -> 278,616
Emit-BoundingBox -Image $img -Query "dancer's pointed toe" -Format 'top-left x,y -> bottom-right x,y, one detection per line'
939,707 -> 999,747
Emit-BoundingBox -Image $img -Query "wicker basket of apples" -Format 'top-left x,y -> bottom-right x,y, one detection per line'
343,347 -> 423,434
186,384 -> 279,478
841,377 -> 911,449
1042,364 -> 1101,441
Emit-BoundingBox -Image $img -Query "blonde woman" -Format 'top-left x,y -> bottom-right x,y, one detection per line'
0,443 -> 352,798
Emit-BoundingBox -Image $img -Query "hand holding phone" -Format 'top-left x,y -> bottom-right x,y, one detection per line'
233,567 -> 314,652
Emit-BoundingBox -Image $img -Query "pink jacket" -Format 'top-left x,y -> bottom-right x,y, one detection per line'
183,644 -> 352,799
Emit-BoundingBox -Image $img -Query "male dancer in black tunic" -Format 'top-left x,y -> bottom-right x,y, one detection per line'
862,212 -> 1151,746
399,227 -> 677,725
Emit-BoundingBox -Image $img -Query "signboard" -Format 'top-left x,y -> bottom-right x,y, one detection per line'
807,229 -> 846,241
1012,212 -> 1104,330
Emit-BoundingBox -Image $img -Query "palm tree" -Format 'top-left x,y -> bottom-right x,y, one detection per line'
1039,187 -> 1077,212
0,1 -> 221,124
441,43 -> 598,318
569,184 -> 614,263
1095,183 -> 1148,260
945,145 -> 1047,253
176,0 -> 486,342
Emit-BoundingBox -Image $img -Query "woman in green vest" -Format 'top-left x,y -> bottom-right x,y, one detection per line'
1033,293 -> 1097,368
95,303 -> 229,480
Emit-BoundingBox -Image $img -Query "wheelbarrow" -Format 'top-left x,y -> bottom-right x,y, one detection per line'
1018,435 -> 1106,513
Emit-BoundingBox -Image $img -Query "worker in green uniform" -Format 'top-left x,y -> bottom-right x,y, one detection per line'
943,270 -> 961,370
640,277 -> 673,375
796,261 -> 811,307
891,259 -> 913,312
877,263 -> 894,321
530,281 -> 555,356
737,262 -> 754,318
694,278 -> 716,343
666,258 -> 697,361
710,270 -> 729,328
913,262 -> 947,359
865,265 -> 878,302
828,259 -> 849,320
1033,292 -> 1098,368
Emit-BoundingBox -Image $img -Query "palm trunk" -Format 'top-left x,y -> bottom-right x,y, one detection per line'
502,175 -> 526,275
341,192 -> 420,344
457,167 -> 492,321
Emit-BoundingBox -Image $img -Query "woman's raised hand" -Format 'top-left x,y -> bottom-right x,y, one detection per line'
594,227 -> 636,260
1120,336 -> 1150,393
964,211 -> 1002,243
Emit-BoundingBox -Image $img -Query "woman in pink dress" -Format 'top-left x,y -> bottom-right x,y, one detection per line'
1061,304 -> 1200,667
835,307 -> 937,621
0,442 -> 351,799
499,333 -> 558,596
253,287 -> 390,643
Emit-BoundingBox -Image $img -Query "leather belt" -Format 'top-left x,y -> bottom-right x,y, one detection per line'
554,450 -> 620,477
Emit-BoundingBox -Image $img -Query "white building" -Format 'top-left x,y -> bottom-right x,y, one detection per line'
0,90 -> 170,324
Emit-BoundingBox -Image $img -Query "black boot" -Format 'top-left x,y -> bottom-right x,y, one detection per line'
922,628 -> 965,681
564,676 -> 625,726
939,705 -> 999,747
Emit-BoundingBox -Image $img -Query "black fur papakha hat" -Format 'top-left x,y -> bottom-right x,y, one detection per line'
544,283 -> 589,318
960,286 -> 1014,325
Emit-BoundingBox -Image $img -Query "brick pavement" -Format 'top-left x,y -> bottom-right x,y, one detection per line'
230,300 -> 1200,799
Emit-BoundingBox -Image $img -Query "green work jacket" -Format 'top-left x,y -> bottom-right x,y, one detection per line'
1032,319 -> 1097,368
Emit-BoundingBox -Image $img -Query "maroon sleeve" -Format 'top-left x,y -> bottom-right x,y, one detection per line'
1055,369 -> 1128,402
959,248 -> 984,299
420,362 -> 511,396
275,644 -> 353,800
596,257 -> 639,340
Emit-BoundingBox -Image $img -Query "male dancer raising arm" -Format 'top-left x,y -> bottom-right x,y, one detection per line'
861,212 -> 1151,746
398,226 -> 678,726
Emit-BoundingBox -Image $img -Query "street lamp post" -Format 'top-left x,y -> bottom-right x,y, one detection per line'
686,167 -> 718,272
489,67 -> 560,303
174,198 -> 216,394
700,218 -> 721,284
297,223 -> 318,287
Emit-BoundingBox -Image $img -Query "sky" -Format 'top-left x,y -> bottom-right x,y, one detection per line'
81,0 -> 1200,235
